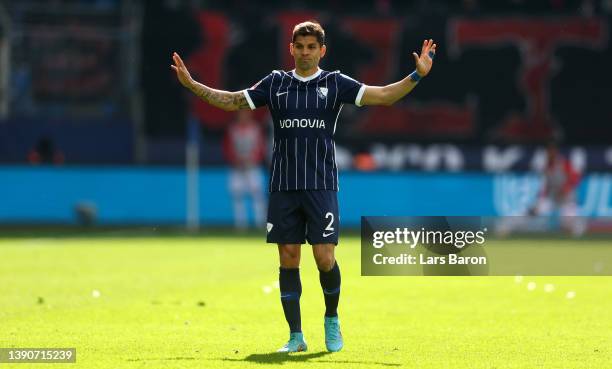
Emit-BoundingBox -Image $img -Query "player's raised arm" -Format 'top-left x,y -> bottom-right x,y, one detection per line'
171,52 -> 250,111
360,39 -> 436,106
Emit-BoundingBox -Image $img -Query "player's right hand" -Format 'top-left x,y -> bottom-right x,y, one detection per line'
171,52 -> 194,89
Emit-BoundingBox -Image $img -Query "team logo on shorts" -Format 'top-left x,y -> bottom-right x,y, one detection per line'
317,87 -> 328,99
267,222 -> 274,233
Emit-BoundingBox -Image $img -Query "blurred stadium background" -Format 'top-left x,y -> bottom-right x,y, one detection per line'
0,0 -> 611,229
2,2 -> 612,368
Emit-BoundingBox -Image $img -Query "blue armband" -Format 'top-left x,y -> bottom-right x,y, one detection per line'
409,70 -> 422,83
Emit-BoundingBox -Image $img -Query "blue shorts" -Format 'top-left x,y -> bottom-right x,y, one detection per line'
266,190 -> 339,245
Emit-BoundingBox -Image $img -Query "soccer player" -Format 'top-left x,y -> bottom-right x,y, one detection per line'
171,20 -> 436,352
496,142 -> 585,237
223,110 -> 267,230
529,142 -> 585,236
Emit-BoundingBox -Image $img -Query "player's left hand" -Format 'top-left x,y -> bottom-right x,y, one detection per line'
413,39 -> 436,77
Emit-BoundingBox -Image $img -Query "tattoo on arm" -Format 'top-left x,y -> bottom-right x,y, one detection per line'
190,82 -> 250,111
231,92 -> 250,110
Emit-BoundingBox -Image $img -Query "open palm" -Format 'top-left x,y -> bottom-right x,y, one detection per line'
413,39 -> 436,77
171,52 -> 194,89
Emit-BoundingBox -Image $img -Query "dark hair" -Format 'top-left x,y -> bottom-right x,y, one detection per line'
292,20 -> 325,46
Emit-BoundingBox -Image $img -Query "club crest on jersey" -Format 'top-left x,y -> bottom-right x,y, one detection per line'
317,87 -> 328,99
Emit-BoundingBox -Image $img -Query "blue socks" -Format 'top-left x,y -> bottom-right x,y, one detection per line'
279,261 -> 341,333
319,261 -> 341,317
279,267 -> 302,333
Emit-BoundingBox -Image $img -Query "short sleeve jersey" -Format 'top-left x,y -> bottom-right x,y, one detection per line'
243,68 -> 366,192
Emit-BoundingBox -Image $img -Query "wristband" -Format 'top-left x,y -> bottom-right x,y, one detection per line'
409,70 -> 422,83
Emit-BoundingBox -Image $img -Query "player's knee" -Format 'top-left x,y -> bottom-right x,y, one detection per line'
279,245 -> 300,267
314,253 -> 335,272
280,253 -> 300,266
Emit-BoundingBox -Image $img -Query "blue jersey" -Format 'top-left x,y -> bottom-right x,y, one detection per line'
242,68 -> 365,192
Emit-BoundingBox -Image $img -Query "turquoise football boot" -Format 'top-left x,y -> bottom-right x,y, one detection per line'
277,332 -> 308,353
324,316 -> 343,352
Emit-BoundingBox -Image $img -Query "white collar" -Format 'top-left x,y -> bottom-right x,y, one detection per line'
291,68 -> 322,82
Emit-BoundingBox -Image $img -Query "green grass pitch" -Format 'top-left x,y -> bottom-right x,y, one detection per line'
1,234 -> 610,368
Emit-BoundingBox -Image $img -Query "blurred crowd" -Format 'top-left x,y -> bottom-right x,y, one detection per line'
206,0 -> 610,15
1,0 -> 611,167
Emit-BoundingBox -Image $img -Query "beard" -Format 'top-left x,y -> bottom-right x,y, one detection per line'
298,59 -> 314,69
